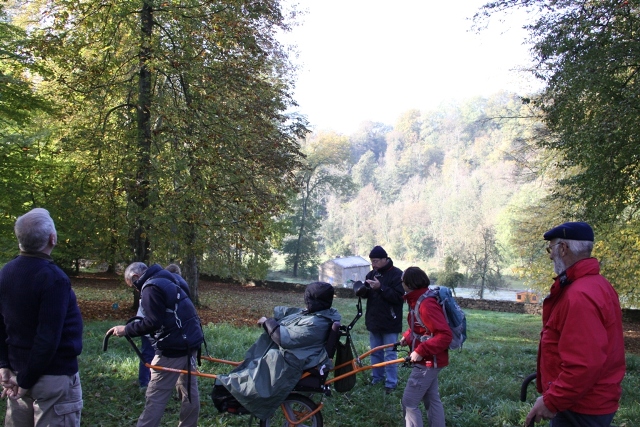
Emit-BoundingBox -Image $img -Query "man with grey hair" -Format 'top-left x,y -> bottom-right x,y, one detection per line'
526,221 -> 625,427
165,263 -> 182,276
109,262 -> 203,427
0,208 -> 84,426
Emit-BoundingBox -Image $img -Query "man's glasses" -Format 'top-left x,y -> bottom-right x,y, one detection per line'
546,242 -> 562,254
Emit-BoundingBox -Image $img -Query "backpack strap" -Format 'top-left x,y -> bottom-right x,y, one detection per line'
142,278 -> 187,324
413,288 -> 439,333
411,292 -> 431,345
411,289 -> 440,367
140,277 -> 197,402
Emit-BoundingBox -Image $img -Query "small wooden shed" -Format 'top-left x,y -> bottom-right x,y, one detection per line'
318,256 -> 371,288
516,291 -> 539,303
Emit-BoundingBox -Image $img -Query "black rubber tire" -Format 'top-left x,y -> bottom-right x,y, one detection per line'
258,393 -> 323,427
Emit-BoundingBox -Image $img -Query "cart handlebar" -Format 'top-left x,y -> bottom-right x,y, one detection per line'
344,297 -> 363,331
102,329 -> 114,352
520,372 -> 537,402
102,316 -> 145,360
520,372 -> 537,427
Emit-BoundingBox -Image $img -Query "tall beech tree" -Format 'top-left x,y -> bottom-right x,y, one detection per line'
12,0 -> 306,300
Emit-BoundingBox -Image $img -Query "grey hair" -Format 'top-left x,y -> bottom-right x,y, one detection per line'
559,239 -> 594,258
124,262 -> 147,285
14,208 -> 56,252
165,263 -> 182,276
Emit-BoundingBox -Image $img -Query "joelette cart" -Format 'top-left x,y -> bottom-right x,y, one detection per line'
103,298 -> 409,427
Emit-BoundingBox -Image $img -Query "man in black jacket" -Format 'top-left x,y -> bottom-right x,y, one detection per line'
108,263 -> 203,427
355,245 -> 404,393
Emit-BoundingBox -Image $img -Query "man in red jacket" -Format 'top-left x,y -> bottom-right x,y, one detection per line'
526,222 -> 625,427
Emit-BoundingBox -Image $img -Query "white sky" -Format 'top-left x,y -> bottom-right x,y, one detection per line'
280,0 -> 540,135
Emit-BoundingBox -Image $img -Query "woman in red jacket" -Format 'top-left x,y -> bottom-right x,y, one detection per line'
399,267 -> 452,427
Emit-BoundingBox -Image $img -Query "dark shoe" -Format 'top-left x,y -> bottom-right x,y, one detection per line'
384,387 -> 396,394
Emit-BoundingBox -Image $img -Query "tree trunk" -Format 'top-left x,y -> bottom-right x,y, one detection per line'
184,223 -> 199,306
293,177 -> 311,277
133,0 -> 153,265
131,1 -> 154,310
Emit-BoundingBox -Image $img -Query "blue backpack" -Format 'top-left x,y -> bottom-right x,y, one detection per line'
412,286 -> 467,350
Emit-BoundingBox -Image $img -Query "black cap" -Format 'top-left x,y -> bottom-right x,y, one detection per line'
543,221 -> 594,242
369,245 -> 387,259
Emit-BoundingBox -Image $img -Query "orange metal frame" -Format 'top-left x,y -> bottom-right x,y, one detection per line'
138,342 -> 408,426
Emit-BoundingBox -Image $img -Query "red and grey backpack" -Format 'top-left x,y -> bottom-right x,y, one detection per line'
410,286 -> 467,351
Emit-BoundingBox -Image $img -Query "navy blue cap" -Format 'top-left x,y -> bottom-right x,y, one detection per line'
543,221 -> 594,242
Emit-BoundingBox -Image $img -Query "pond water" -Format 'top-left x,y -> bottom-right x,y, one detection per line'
450,287 -> 532,302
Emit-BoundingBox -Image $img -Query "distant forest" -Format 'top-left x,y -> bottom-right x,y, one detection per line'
278,92 -> 546,298
278,0 -> 640,309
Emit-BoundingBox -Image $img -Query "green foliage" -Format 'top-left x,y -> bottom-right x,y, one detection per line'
463,226 -> 505,298
475,0 -> 640,302
282,233 -> 319,279
434,256 -> 466,292
518,0 -> 640,224
594,221 -> 640,308
1,0 -> 307,283
0,4 -> 52,126
278,132 -> 353,277
349,121 -> 390,163
319,94 -> 533,291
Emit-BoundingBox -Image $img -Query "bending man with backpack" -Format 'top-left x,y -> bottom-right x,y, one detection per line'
399,267 -> 452,427
108,263 -> 204,427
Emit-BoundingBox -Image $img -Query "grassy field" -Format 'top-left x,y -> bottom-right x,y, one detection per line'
2,284 -> 638,427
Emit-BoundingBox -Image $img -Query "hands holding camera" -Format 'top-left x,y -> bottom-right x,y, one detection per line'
353,277 -> 381,297
366,278 -> 381,290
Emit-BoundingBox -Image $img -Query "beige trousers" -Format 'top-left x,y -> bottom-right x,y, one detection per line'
136,352 -> 200,427
5,372 -> 82,427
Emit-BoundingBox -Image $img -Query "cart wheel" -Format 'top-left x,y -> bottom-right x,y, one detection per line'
259,393 -> 323,427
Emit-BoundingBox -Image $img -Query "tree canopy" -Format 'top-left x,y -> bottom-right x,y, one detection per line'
0,0 -> 308,299
478,0 -> 640,223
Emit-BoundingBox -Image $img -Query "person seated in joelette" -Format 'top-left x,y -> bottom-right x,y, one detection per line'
216,282 -> 341,420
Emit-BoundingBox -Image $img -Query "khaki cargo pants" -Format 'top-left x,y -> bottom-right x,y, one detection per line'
5,372 -> 82,427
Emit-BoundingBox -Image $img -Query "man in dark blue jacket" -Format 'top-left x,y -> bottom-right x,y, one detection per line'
109,263 -> 203,427
0,208 -> 83,426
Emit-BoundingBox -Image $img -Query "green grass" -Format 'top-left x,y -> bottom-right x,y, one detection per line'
2,297 -> 638,426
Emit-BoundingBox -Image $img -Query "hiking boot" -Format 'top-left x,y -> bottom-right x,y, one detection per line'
384,387 -> 396,394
